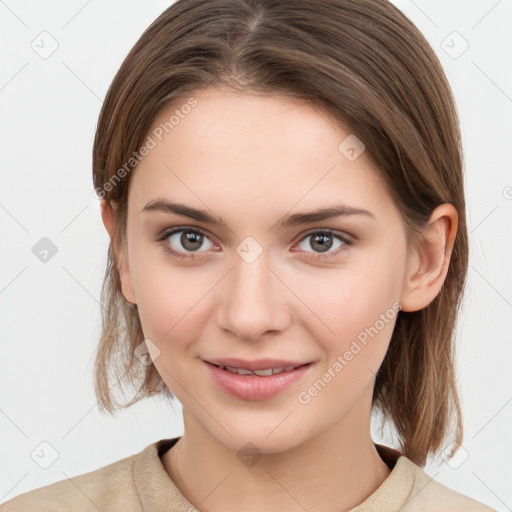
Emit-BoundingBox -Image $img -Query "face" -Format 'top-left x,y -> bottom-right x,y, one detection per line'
114,87 -> 414,454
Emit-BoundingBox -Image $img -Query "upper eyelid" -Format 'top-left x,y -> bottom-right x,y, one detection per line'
159,226 -> 217,244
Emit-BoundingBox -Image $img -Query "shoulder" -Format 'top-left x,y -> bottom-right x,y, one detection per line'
401,458 -> 497,512
0,450 -> 141,512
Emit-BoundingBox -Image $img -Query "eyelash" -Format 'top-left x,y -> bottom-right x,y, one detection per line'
157,226 -> 352,261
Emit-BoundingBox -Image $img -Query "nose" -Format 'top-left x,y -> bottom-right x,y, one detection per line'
215,252 -> 291,342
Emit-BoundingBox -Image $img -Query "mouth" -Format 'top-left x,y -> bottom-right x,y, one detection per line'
203,360 -> 314,401
203,355 -> 314,375
206,361 -> 311,377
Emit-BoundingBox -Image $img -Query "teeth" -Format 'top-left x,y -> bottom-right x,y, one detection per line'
225,366 -> 254,375
254,369 -> 275,376
222,365 -> 299,376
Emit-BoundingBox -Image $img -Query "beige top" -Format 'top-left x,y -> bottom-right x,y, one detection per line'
0,436 -> 496,511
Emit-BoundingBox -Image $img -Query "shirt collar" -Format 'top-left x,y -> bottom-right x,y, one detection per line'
133,437 -> 416,512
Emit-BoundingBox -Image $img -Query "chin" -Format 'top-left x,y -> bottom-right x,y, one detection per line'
210,425 -> 307,457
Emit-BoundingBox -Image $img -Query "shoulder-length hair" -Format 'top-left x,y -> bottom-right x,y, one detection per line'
92,0 -> 468,467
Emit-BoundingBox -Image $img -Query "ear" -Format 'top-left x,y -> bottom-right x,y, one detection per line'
400,203 -> 458,312
100,199 -> 137,305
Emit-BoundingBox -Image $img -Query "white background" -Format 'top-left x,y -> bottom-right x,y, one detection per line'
1,0 -> 511,510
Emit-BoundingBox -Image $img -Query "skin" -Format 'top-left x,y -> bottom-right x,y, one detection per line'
101,87 -> 458,512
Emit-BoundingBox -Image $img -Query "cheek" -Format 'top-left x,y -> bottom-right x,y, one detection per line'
297,251 -> 404,364
129,249 -> 213,367
135,272 -> 203,341
295,272 -> 401,415
126,240 -> 220,399
132,267 -> 207,392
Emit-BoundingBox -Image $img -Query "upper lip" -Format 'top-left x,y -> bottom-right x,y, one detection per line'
204,358 -> 312,371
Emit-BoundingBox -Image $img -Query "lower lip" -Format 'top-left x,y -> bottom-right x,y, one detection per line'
204,361 -> 313,401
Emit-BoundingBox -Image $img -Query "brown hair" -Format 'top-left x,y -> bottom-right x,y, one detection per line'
92,0 -> 468,467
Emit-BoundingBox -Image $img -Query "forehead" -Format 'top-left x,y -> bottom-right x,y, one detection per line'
128,87 -> 394,222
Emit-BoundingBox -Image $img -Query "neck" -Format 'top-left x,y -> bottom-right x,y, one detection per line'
162,401 -> 392,512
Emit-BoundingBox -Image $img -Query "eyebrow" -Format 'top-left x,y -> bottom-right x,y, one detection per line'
142,198 -> 375,228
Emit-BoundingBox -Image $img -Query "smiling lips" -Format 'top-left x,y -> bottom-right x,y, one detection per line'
218,365 -> 301,376
204,357 -> 312,372
204,359 -> 314,401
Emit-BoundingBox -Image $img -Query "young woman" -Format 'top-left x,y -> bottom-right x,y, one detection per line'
1,0 -> 497,511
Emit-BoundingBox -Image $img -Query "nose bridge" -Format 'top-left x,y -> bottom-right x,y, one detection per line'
232,251 -> 272,303
218,247 -> 288,341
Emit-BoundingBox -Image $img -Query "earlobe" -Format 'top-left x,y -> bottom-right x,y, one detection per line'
100,200 -> 137,305
400,204 -> 458,312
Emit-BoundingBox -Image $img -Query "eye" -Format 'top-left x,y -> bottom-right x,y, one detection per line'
157,226 -> 215,259
294,229 -> 351,259
157,226 -> 352,261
